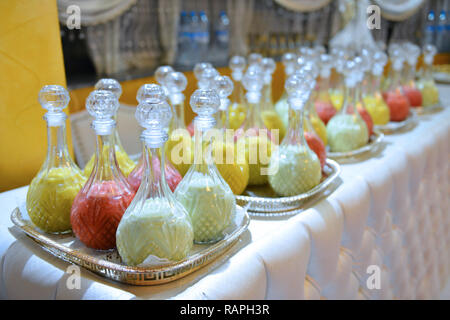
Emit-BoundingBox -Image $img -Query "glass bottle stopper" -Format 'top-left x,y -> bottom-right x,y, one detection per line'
389,48 -> 404,72
319,54 -> 333,79
194,62 -> 213,81
285,74 -> 314,110
403,43 -> 420,67
190,89 -> 220,131
94,78 -> 122,99
86,90 -> 119,135
261,57 -> 276,85
422,44 -> 437,66
39,85 -> 70,126
214,75 -> 234,112
371,51 -> 387,76
343,59 -> 362,88
248,52 -> 263,66
229,55 -> 246,81
242,65 -> 264,104
136,83 -> 166,104
197,66 -> 219,90
155,65 -> 174,95
282,52 -> 297,76
165,71 -> 187,105
136,99 -> 172,148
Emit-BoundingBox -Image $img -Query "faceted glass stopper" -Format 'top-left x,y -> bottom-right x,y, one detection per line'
194,62 -> 213,80
343,59 -> 361,86
86,90 -> 119,120
165,72 -> 187,94
39,85 -> 70,113
242,65 -> 264,92
389,47 -> 404,71
248,53 -> 262,66
320,54 -> 333,76
261,57 -> 276,75
402,43 -> 420,66
285,74 -> 312,109
294,67 -> 316,90
136,100 -> 172,130
155,66 -> 174,86
282,52 -> 297,66
423,44 -> 437,65
94,78 -> 122,98
296,59 -> 319,80
229,56 -> 246,71
136,84 -> 166,103
198,67 -> 219,89
214,75 -> 234,98
190,89 -> 220,116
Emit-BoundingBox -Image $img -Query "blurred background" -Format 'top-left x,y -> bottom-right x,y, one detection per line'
61,0 -> 450,89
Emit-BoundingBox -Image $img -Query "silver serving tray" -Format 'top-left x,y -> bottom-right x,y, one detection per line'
375,110 -> 417,134
327,130 -> 384,161
236,159 -> 340,216
11,205 -> 250,286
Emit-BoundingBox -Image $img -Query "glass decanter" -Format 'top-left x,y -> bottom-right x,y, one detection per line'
238,64 -> 274,186
26,85 -> 86,234
71,90 -> 135,250
164,71 -> 194,177
260,57 -> 286,140
116,97 -> 193,266
363,50 -> 390,125
314,54 -> 337,125
275,52 -> 297,129
401,43 -> 423,107
228,56 -> 247,130
268,73 -> 322,197
383,47 -> 411,121
83,79 -> 135,177
417,44 -> 440,107
327,59 -> 370,152
329,48 -> 347,111
213,75 -> 249,196
175,89 -> 236,244
187,64 -> 218,135
128,84 -> 183,192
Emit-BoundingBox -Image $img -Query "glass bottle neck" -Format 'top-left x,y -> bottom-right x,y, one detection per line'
44,121 -> 73,168
231,80 -> 245,104
261,82 -> 273,110
341,84 -> 361,114
316,76 -> 331,102
192,121 -> 217,172
92,131 -> 125,181
170,102 -> 185,133
421,62 -> 433,81
141,144 -> 169,198
282,104 -> 307,146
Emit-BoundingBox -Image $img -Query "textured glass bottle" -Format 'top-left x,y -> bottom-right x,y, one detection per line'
268,73 -> 322,197
383,47 -> 411,121
116,98 -> 193,266
238,64 -> 274,186
417,44 -> 440,107
175,89 -> 236,244
83,79 -> 135,177
260,57 -> 286,140
313,54 -> 337,126
363,51 -> 390,125
228,56 -> 247,130
128,84 -> 182,193
275,52 -> 297,129
71,90 -> 135,250
401,43 -> 423,107
26,85 -> 86,233
327,59 -> 369,152
164,71 -> 194,177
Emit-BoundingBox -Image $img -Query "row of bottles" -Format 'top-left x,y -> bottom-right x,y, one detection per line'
175,10 -> 230,69
424,9 -> 450,52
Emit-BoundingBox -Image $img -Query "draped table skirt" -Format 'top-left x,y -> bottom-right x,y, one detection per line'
0,85 -> 449,300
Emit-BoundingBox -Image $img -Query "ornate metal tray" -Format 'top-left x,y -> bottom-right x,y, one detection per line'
11,205 -> 250,286
236,159 -> 340,216
375,110 -> 417,134
327,130 -> 384,162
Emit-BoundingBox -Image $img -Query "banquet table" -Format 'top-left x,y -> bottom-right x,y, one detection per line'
0,85 -> 449,300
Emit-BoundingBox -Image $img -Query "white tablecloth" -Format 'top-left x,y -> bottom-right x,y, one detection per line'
1,85 -> 449,300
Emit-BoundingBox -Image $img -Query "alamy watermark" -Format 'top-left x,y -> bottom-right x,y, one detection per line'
66,5 -> 81,30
